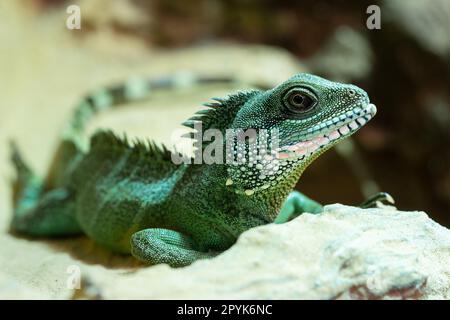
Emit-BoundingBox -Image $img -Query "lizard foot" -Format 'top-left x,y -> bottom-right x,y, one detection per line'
130,228 -> 219,267
359,192 -> 395,209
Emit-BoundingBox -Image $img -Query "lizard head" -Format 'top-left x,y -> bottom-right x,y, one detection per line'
227,73 -> 376,195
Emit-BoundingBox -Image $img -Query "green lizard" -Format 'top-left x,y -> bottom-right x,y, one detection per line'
10,73 -> 382,267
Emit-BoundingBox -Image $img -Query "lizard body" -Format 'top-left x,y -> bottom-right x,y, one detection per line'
10,73 -> 377,267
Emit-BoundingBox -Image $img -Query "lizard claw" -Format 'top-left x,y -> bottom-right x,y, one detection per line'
359,192 -> 395,209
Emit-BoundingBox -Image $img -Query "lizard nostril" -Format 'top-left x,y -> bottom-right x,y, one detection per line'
348,89 -> 356,97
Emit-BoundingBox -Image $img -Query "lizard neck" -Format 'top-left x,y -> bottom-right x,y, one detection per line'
195,162 -> 304,222
252,165 -> 304,219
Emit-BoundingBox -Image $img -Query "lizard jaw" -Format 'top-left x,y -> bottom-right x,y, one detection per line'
277,103 -> 377,160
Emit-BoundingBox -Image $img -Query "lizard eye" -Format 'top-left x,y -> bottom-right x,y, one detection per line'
283,88 -> 317,114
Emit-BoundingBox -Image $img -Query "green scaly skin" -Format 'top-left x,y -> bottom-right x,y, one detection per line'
10,73 -> 377,267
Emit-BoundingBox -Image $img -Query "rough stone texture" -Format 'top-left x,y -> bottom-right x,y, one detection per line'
2,205 -> 449,299
76,205 -> 449,300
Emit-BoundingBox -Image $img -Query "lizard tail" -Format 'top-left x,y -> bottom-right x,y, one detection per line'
62,74 -> 236,151
46,74 -> 236,188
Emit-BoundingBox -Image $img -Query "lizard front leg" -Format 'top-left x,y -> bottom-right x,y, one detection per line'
274,191 -> 323,224
130,228 -> 219,267
274,191 -> 396,224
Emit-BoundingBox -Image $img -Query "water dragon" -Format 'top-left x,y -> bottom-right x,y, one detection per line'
10,73 -> 388,267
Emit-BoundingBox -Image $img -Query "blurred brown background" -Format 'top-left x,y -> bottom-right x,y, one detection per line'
2,0 -> 450,227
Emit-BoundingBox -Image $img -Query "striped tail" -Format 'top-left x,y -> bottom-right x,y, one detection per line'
47,73 -> 237,187
64,74 -> 234,150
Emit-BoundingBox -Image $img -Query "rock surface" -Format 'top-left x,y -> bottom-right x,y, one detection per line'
2,205 -> 449,299
79,205 -> 450,300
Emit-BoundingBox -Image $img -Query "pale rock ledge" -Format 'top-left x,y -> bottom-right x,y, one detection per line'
82,204 -> 450,299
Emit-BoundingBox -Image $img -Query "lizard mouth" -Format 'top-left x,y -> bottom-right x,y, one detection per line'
277,103 -> 377,160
